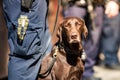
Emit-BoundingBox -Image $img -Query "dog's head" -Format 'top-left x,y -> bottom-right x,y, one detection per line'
57,17 -> 88,50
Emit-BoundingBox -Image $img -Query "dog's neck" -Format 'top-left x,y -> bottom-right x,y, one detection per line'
58,42 -> 83,56
58,42 -> 83,66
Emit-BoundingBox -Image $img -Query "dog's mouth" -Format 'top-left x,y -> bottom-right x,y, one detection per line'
69,40 -> 80,49
69,39 -> 80,44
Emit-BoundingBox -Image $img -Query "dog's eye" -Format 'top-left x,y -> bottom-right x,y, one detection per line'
75,22 -> 81,26
64,24 -> 68,27
65,23 -> 71,28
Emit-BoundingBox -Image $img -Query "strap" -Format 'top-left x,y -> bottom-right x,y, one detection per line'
21,0 -> 34,12
39,46 -> 58,78
39,56 -> 56,78
38,0 -> 61,78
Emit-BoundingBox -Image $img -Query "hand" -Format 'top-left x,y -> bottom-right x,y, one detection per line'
105,1 -> 119,18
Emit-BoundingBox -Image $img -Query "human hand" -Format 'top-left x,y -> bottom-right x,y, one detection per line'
105,1 -> 119,18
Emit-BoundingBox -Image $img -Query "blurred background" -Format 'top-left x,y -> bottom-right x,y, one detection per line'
0,0 -> 120,80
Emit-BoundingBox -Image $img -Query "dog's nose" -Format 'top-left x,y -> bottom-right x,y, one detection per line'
71,33 -> 77,39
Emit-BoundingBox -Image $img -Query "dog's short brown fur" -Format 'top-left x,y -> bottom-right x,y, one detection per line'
38,17 -> 88,80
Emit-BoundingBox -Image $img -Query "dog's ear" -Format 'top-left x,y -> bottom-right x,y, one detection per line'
56,21 -> 63,42
82,20 -> 88,38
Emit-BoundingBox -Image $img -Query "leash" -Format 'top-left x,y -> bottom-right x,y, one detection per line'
51,0 -> 61,35
38,0 -> 61,78
38,46 -> 59,78
41,0 -> 61,54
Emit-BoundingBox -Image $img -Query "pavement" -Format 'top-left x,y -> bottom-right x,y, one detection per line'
94,65 -> 120,80
93,49 -> 120,80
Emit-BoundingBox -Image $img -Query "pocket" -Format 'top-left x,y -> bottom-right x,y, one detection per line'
11,28 -> 43,56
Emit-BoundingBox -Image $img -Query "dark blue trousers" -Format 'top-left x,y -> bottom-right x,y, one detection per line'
101,14 -> 120,65
3,0 -> 52,80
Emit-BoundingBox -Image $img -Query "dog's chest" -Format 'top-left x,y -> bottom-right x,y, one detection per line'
53,52 -> 84,79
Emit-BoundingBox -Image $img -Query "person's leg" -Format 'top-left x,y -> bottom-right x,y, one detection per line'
102,14 -> 120,69
82,39 -> 100,79
103,43 -> 120,70
3,0 -> 52,79
8,55 -> 41,80
8,40 -> 52,80
82,6 -> 104,80
104,51 -> 119,66
8,29 -> 52,80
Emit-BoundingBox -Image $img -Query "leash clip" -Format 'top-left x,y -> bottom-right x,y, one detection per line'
53,46 -> 59,58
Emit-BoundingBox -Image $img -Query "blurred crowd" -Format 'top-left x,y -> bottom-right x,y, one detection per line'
48,0 -> 120,80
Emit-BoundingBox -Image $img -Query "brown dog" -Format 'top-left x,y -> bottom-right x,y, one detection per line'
38,17 -> 88,80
